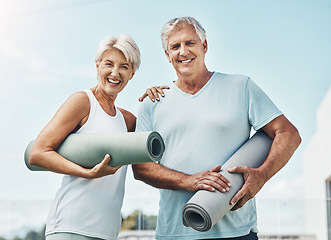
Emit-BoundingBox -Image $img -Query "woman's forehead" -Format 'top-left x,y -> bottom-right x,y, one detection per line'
101,49 -> 127,62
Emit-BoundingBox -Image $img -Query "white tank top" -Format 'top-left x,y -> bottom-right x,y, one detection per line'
46,89 -> 128,239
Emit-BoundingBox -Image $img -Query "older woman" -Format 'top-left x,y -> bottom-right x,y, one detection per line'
29,35 -> 143,240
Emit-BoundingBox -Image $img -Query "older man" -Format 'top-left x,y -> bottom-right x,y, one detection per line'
133,17 -> 301,240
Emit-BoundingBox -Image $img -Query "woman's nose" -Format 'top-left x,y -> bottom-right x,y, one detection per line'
111,67 -> 120,77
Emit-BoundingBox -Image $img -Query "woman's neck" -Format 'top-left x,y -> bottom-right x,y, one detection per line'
91,86 -> 117,116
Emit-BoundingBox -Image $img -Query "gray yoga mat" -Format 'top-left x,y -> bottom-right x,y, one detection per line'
182,130 -> 272,232
24,131 -> 165,171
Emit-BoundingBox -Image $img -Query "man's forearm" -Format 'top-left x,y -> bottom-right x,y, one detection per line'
132,162 -> 190,190
132,162 -> 231,193
259,118 -> 301,182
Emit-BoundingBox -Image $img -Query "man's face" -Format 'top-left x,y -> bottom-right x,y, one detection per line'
165,25 -> 207,78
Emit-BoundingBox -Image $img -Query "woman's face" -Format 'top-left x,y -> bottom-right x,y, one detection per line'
96,48 -> 134,96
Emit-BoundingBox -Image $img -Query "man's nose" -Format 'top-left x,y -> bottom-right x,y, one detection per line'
179,45 -> 189,56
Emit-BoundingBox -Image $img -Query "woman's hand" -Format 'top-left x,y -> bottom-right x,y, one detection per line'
138,85 -> 170,102
86,154 -> 121,179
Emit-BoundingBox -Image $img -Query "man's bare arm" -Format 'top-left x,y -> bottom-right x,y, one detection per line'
228,115 -> 301,210
132,162 -> 231,193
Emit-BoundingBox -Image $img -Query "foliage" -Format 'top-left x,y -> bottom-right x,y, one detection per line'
1,210 -> 156,239
121,210 -> 157,231
0,226 -> 45,240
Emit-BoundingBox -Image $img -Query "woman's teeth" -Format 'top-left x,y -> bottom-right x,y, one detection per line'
107,78 -> 120,84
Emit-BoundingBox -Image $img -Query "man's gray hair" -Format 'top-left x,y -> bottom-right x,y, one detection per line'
161,17 -> 206,51
95,34 -> 141,72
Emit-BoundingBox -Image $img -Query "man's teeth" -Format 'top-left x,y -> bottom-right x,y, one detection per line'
107,78 -> 120,84
181,59 -> 192,63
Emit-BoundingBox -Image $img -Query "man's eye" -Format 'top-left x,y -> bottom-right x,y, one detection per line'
187,42 -> 195,46
171,44 -> 180,50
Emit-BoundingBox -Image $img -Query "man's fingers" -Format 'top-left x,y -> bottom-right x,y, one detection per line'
231,199 -> 244,211
210,165 -> 222,172
210,180 -> 230,193
228,165 -> 248,174
230,188 -> 245,206
230,184 -> 254,211
209,165 -> 231,189
197,179 -> 229,193
231,194 -> 249,211
200,170 -> 231,193
210,170 -> 231,187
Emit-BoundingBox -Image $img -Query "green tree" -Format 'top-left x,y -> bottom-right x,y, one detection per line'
121,210 -> 157,231
11,225 -> 45,240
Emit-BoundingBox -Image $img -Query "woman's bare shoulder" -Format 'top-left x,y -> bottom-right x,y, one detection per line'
118,108 -> 136,132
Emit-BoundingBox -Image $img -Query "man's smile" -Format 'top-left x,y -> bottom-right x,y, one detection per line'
178,58 -> 195,63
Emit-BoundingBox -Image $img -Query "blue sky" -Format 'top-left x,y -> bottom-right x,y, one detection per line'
0,0 -> 330,236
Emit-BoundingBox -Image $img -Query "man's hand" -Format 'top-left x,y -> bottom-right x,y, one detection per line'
184,165 -> 231,193
86,154 -> 121,179
138,85 -> 170,102
227,115 -> 301,211
228,166 -> 267,211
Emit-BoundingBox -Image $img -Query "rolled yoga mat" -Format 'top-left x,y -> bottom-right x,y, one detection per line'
24,131 -> 165,171
182,130 -> 272,232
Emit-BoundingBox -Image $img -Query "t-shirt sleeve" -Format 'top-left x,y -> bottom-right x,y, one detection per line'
136,100 -> 154,132
246,78 -> 283,130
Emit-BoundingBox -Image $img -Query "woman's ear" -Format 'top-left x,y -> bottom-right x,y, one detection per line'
95,61 -> 100,80
129,72 -> 135,80
165,50 -> 171,63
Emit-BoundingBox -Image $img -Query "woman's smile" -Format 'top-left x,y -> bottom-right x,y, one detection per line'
107,77 -> 121,85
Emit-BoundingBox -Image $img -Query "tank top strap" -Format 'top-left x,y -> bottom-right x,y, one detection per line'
77,89 -> 127,133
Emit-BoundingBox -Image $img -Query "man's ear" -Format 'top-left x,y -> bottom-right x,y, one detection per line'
165,50 -> 171,63
203,39 -> 208,53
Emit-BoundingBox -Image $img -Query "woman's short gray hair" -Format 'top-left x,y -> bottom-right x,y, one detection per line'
95,34 -> 141,72
161,17 -> 206,51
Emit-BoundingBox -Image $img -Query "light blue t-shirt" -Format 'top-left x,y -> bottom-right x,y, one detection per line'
136,72 -> 282,239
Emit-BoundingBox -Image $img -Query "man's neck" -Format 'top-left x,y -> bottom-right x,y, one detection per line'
175,69 -> 213,95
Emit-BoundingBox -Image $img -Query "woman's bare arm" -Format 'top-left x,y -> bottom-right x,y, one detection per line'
29,91 -> 121,178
